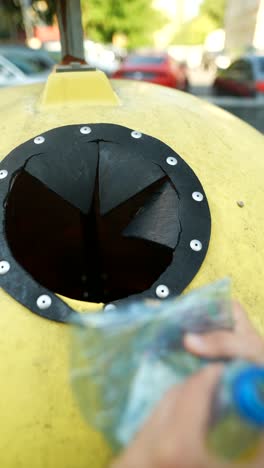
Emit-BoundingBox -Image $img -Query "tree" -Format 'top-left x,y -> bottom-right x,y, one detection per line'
0,0 -> 56,40
200,0 -> 227,28
172,0 -> 226,45
173,14 -> 216,46
31,0 -> 56,24
1,0 -> 165,48
81,0 -> 165,48
0,1 -> 22,39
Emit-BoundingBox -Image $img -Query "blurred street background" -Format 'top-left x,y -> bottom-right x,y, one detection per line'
0,0 -> 264,132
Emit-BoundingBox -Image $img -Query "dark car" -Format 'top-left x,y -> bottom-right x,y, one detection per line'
112,52 -> 189,90
213,55 -> 264,97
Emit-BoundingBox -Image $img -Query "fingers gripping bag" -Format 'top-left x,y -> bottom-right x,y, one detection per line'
70,279 -> 232,451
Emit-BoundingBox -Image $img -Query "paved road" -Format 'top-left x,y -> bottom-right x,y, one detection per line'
189,67 -> 215,97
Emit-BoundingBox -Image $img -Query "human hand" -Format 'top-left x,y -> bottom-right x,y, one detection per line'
184,302 -> 264,364
111,365 -> 264,468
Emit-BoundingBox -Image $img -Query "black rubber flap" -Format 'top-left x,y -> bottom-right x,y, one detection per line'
25,130 -> 98,214
98,141 -> 164,215
123,180 -> 180,250
0,123 -> 211,322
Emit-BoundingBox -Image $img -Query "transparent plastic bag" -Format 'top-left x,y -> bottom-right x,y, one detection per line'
70,279 -> 233,450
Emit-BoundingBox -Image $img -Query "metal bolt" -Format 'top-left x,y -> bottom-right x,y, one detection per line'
237,201 -> 244,208
166,156 -> 178,166
156,284 -> 170,298
192,191 -> 204,202
80,126 -> 92,135
104,303 -> 117,311
131,131 -> 142,139
36,294 -> 52,309
0,260 -> 10,274
0,170 -> 8,179
34,136 -> 45,144
190,239 -> 202,251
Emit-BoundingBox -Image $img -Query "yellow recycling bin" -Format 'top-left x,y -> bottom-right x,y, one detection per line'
0,69 -> 263,468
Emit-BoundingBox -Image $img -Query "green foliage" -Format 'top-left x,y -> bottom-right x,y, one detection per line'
0,0 -> 56,23
200,0 -> 227,27
0,1 -> 22,39
32,0 -> 56,25
0,0 -> 20,14
1,0 -> 165,48
173,14 -> 216,46
81,0 -> 165,48
0,0 -> 56,39
172,0 -> 226,45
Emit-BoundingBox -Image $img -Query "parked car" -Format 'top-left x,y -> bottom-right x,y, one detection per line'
112,52 -> 189,90
0,45 -> 55,87
213,55 -> 264,97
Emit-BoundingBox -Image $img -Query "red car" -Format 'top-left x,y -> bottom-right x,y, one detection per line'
112,52 -> 189,90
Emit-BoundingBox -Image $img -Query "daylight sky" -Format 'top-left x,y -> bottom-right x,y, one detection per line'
154,0 -> 203,22
185,0 -> 203,20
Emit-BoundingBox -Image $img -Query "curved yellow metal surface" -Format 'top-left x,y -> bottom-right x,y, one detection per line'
0,72 -> 263,468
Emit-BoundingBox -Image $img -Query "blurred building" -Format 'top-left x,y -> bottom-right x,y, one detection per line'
225,0 -> 264,52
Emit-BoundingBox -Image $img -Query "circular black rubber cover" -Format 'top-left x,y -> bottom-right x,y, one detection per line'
0,124 -> 211,322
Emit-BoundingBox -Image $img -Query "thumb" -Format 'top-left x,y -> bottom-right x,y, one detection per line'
184,330 -> 240,359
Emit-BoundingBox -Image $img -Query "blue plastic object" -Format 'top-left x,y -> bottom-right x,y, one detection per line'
233,366 -> 264,428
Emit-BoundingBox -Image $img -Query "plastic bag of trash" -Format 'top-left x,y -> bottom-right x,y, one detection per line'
70,279 -> 232,450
